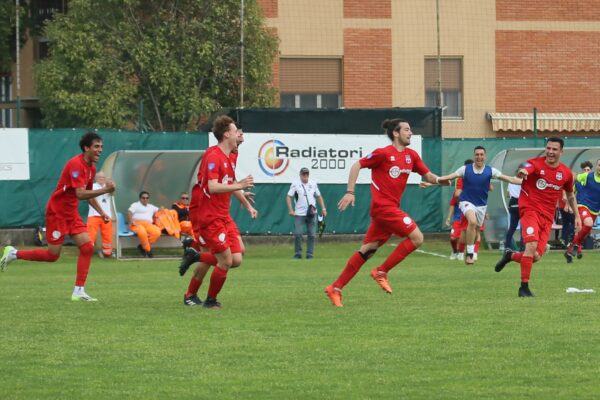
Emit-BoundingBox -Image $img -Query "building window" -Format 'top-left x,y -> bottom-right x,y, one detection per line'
0,75 -> 11,128
424,58 -> 463,119
279,58 -> 342,109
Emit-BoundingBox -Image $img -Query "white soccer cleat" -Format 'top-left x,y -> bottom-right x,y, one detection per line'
0,246 -> 17,272
71,291 -> 98,302
449,252 -> 458,260
457,253 -> 464,261
473,253 -> 478,261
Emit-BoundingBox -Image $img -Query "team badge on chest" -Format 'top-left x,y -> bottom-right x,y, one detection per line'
405,155 -> 412,164
556,172 -> 563,181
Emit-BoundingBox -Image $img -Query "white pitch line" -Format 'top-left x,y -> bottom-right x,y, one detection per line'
415,249 -> 450,259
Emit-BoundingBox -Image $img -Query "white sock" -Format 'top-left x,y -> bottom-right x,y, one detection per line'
73,286 -> 84,295
466,245 -> 475,254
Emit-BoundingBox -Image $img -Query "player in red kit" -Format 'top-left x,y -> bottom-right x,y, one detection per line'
325,118 -> 448,307
180,116 -> 255,309
1,132 -> 116,301
494,137 -> 580,297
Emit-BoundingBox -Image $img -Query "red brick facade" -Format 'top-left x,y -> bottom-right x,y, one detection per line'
257,0 -> 278,18
496,31 -> 600,113
344,0 -> 391,19
343,29 -> 392,108
497,0 -> 600,21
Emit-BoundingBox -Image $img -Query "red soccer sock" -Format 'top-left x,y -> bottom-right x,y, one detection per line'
520,255 -> 533,283
75,242 -> 94,286
450,238 -> 458,252
16,249 -> 60,262
333,252 -> 367,289
199,252 -> 218,266
376,239 -> 417,274
474,240 -> 481,253
207,267 -> 228,299
572,225 -> 592,247
511,251 -> 523,263
186,277 -> 203,297
458,243 -> 465,253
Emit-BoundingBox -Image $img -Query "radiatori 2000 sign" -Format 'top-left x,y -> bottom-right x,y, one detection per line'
210,133 -> 422,184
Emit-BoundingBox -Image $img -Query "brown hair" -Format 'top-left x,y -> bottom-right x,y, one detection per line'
212,116 -> 235,142
381,118 -> 409,141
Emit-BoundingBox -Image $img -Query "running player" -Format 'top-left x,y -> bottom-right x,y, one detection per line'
437,146 -> 520,265
324,118 -> 448,307
0,132 -> 116,301
564,159 -> 600,262
494,137 -> 580,297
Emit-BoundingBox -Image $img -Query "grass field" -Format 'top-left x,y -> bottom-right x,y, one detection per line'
1,240 -> 599,399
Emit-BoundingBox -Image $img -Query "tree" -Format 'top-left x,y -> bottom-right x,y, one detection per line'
35,0 -> 278,131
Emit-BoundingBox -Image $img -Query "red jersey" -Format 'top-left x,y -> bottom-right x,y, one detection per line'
519,156 -> 574,220
449,177 -> 463,206
46,154 -> 95,218
194,146 -> 236,222
359,145 -> 429,214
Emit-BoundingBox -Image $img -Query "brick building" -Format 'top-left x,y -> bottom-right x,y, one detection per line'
3,0 -> 600,137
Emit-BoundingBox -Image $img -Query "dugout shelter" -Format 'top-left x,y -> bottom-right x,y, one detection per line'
100,150 -> 204,258
486,147 -> 600,247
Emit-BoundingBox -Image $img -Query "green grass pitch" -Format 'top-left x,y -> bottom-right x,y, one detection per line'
1,240 -> 599,399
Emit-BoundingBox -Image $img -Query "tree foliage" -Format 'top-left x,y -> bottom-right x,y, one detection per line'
35,0 -> 279,130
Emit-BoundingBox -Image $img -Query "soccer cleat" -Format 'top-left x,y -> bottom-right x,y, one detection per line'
449,252 -> 458,260
71,292 -> 98,302
518,283 -> 534,297
456,253 -> 464,261
146,249 -> 154,258
324,285 -> 343,307
203,297 -> 222,309
370,269 -> 393,294
293,254 -> 302,259
495,249 -> 514,272
137,244 -> 147,257
575,245 -> 583,259
473,253 -> 478,261
1,246 -> 17,272
465,253 -> 475,265
181,236 -> 194,250
564,250 -> 573,264
183,294 -> 203,306
179,247 -> 200,276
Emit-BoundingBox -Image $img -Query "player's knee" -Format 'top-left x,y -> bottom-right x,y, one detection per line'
359,249 -> 377,260
533,253 -> 542,262
230,254 -> 243,268
47,252 -> 60,262
79,241 -> 94,257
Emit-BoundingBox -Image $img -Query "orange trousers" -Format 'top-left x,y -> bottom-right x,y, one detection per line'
87,216 -> 113,257
130,220 -> 161,252
180,220 -> 193,236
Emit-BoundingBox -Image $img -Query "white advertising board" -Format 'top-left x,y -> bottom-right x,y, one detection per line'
0,128 -> 30,180
209,133 -> 423,184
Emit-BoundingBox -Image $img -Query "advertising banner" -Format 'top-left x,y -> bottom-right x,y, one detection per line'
209,133 -> 423,184
0,128 -> 30,180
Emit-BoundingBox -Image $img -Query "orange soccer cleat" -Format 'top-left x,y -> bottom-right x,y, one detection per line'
370,269 -> 393,294
324,285 -> 343,307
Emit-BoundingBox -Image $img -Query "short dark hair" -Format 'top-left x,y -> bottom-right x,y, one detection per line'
464,159 -> 474,165
580,160 -> 593,170
79,131 -> 102,152
546,136 -> 564,149
212,116 -> 235,142
139,191 -> 150,199
474,145 -> 486,153
381,118 -> 409,141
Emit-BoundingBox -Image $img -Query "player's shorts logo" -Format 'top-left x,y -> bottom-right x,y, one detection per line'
403,216 -> 412,225
52,230 -> 61,239
258,139 -> 290,177
526,226 -> 534,235
536,178 -> 547,190
218,232 -> 226,243
389,166 -> 401,178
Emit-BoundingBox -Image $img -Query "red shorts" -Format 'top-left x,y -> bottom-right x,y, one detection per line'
450,220 -> 462,239
196,218 -> 242,254
519,210 -> 552,256
578,206 -> 598,224
45,210 -> 87,245
363,209 -> 417,246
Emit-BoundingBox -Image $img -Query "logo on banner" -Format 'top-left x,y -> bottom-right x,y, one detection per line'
258,139 -> 290,177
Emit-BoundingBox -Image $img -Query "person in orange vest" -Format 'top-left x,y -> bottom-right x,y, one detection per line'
87,171 -> 114,258
128,191 -> 160,257
172,192 -> 193,237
